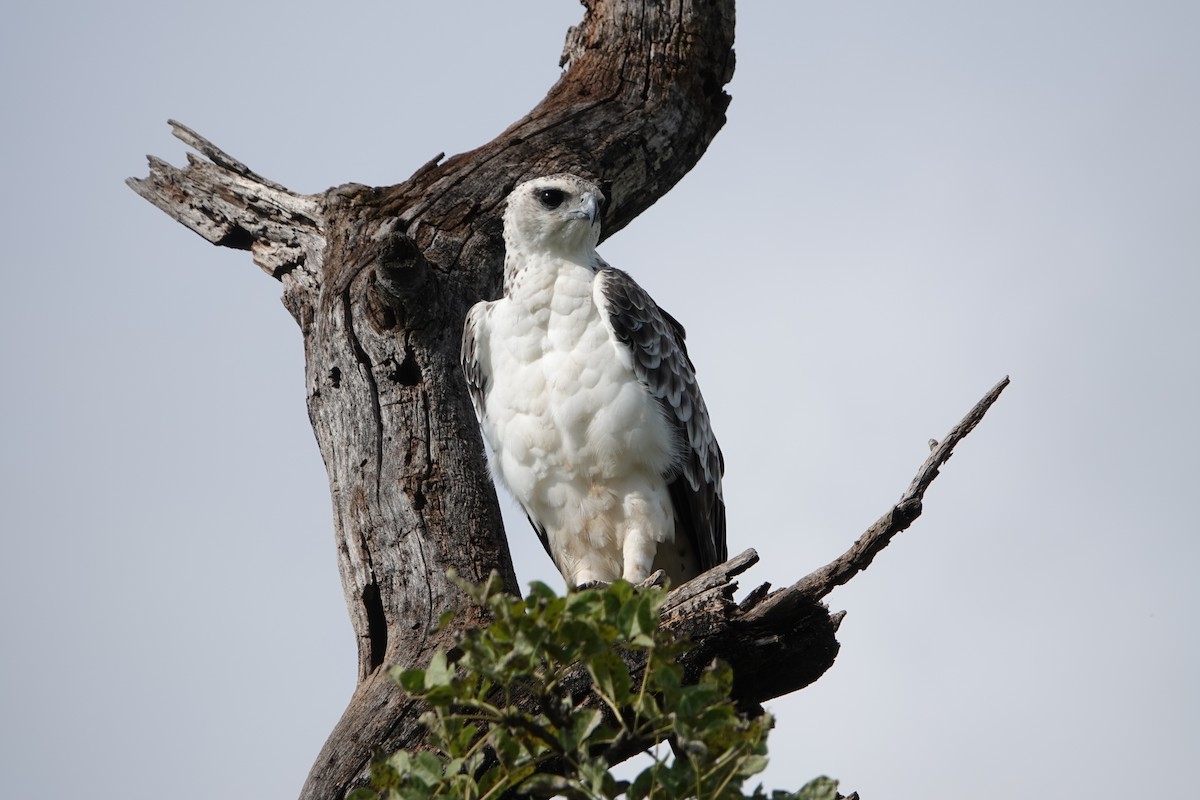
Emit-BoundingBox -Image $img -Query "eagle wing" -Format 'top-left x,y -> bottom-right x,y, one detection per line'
461,302 -> 489,424
598,268 -> 727,572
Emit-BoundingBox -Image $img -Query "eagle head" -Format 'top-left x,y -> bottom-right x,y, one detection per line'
503,174 -> 605,259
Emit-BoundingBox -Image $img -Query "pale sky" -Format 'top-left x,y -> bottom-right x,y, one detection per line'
2,1 -> 1197,798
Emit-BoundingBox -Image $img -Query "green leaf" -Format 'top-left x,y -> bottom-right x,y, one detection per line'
627,764 -> 654,800
627,590 -> 663,646
561,708 -> 605,754
739,754 -> 770,778
795,775 -> 840,800
424,651 -> 454,687
630,687 -> 661,720
518,773 -> 577,797
395,667 -> 427,694
525,579 -> 554,599
588,648 -> 633,707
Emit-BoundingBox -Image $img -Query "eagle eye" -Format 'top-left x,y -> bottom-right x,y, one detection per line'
537,188 -> 566,209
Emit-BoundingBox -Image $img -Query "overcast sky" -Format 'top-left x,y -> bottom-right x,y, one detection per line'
2,1 -> 1197,798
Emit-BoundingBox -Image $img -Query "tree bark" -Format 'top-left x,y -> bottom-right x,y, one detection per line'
129,2 -> 1005,797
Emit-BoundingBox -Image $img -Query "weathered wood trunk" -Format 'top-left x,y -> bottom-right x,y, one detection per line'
130,1 -> 1006,797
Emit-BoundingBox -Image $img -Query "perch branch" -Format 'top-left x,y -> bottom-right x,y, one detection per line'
736,376 -> 1011,630
791,374 -> 1010,602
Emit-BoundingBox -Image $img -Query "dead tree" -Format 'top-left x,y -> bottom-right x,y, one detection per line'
129,1 -> 1005,797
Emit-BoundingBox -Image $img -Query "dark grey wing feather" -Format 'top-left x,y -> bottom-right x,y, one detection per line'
461,303 -> 554,560
460,303 -> 488,423
599,268 -> 727,572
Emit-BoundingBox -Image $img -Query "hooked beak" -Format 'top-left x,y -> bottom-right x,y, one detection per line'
569,193 -> 601,225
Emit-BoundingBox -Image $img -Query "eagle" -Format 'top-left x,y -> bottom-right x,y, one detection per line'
461,174 -> 725,588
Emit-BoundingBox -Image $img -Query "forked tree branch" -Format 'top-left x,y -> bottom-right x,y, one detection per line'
656,377 -> 1010,704
788,375 -> 1011,601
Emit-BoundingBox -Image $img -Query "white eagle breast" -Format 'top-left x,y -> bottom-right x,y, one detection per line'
462,174 -> 725,588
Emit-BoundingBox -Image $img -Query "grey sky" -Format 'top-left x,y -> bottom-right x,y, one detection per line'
2,1 -> 1196,798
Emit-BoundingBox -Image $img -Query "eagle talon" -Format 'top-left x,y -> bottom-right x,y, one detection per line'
574,579 -> 612,592
638,569 -> 668,590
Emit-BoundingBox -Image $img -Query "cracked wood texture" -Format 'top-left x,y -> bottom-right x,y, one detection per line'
131,1 -> 736,797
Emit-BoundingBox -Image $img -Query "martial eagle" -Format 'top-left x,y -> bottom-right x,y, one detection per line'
461,174 -> 725,588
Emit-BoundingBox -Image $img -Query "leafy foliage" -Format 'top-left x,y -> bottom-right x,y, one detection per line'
349,575 -> 840,800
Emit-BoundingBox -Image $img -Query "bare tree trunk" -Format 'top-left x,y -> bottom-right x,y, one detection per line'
129,2 -> 1006,797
